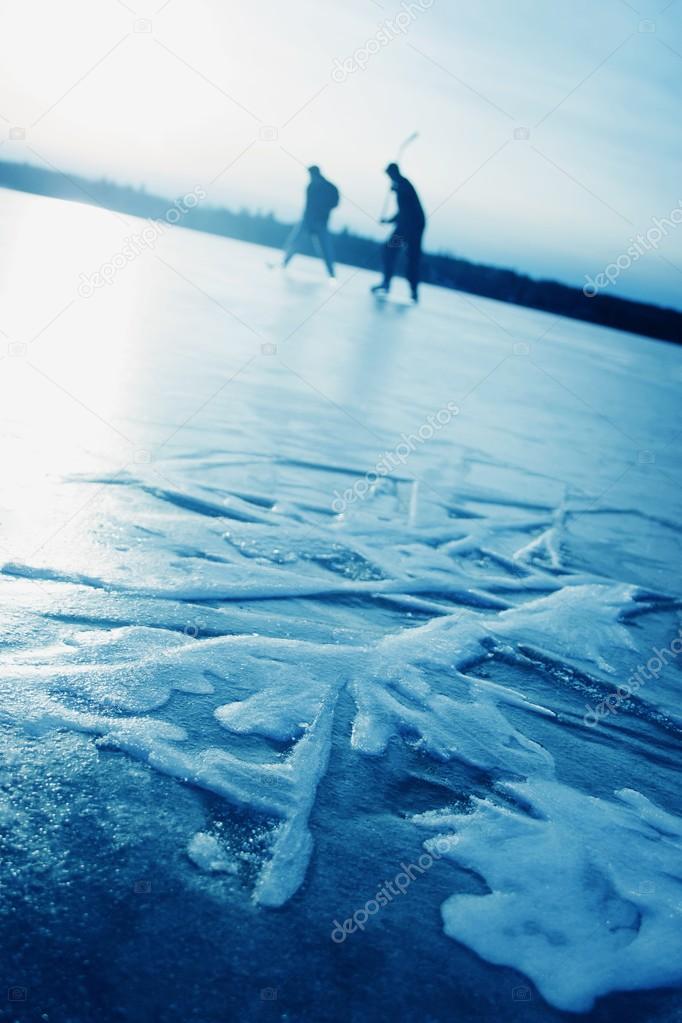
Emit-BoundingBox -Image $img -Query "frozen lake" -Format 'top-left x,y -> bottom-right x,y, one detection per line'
1,188 -> 681,1022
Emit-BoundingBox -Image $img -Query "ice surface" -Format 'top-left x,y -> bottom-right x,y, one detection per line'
1,191 -> 681,1016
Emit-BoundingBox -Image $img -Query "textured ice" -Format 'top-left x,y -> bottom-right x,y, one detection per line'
3,443 -> 680,1003
1,580 -> 666,917
2,191 -> 681,1016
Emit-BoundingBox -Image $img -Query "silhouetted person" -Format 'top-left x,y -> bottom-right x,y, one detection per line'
372,163 -> 425,303
281,165 -> 339,279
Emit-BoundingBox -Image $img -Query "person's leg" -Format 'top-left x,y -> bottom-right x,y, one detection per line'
282,222 -> 306,267
312,225 -> 336,277
406,230 -> 423,300
382,230 -> 402,289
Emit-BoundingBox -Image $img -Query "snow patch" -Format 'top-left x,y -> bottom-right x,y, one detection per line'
187,832 -> 237,874
416,779 -> 682,1012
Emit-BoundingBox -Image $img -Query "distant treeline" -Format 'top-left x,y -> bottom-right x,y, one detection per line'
1,159 -> 680,344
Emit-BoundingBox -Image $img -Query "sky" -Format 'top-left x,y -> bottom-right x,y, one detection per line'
1,0 -> 681,308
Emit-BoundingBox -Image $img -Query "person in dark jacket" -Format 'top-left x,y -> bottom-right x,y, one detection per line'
281,165 -> 339,278
372,163 -> 426,302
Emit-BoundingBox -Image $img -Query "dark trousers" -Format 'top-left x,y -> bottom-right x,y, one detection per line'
382,227 -> 423,296
283,220 -> 335,277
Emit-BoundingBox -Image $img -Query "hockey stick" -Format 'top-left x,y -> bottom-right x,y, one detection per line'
397,130 -> 419,160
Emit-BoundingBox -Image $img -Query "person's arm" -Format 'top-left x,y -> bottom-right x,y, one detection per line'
380,183 -> 399,224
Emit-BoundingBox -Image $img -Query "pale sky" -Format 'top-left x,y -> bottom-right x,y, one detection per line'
1,0 -> 681,308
